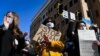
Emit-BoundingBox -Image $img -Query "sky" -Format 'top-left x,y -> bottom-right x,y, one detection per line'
0,0 -> 46,33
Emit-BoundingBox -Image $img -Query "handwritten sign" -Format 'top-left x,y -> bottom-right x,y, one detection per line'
79,41 -> 99,56
78,30 -> 96,41
78,30 -> 99,56
32,24 -> 61,42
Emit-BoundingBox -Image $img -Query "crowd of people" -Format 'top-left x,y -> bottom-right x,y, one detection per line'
0,11 -> 100,56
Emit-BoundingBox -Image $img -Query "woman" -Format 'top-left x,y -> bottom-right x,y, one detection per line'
0,11 -> 24,56
39,25 -> 64,56
73,21 -> 87,56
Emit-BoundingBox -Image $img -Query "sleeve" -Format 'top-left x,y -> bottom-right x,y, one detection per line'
0,25 -> 4,36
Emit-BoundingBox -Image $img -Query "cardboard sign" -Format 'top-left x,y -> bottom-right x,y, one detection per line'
32,24 -> 61,42
78,30 -> 99,56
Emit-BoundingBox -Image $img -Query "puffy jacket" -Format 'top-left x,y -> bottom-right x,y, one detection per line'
41,40 -> 64,56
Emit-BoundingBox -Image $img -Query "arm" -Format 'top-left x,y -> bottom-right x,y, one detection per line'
50,40 -> 64,49
0,25 -> 4,36
43,34 -> 64,49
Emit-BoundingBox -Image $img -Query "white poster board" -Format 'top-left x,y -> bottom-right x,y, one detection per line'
32,24 -> 61,42
78,30 -> 99,56
78,30 -> 96,41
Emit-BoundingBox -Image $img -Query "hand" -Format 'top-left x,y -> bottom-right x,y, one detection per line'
3,16 -> 9,29
95,41 -> 100,46
43,33 -> 49,42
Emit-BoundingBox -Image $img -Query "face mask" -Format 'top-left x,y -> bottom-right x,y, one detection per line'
82,26 -> 87,30
46,22 -> 54,28
8,17 -> 13,24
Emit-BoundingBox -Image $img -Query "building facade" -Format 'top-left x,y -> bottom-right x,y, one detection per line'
88,0 -> 100,26
30,0 -> 100,40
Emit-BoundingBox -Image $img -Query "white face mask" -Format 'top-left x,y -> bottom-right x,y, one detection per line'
81,26 -> 87,30
46,22 -> 54,28
7,17 -> 13,24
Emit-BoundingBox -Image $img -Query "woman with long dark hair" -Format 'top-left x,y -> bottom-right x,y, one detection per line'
0,11 -> 26,56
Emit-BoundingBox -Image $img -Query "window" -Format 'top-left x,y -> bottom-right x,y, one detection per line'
85,0 -> 87,3
58,4 -> 63,14
60,0 -> 63,3
51,8 -> 53,12
75,11 -> 82,20
74,0 -> 78,3
61,20 -> 65,26
48,10 -> 50,14
64,5 -> 68,10
54,13 -> 59,19
65,19 -> 69,24
54,4 -> 56,8
54,14 -> 56,18
54,2 -> 58,9
92,0 -> 96,3
87,10 -> 90,17
60,0 -> 63,2
95,10 -> 99,17
46,12 -> 48,16
69,0 -> 73,7
56,13 -> 59,17
43,15 -> 45,19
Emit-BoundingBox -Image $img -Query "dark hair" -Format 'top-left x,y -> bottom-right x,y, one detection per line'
76,21 -> 86,29
74,21 -> 86,33
90,25 -> 98,33
5,11 -> 22,36
5,11 -> 16,16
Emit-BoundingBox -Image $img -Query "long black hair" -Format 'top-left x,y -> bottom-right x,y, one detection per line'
74,21 -> 86,34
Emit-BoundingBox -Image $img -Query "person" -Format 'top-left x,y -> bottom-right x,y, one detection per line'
0,11 -> 25,56
40,29 -> 64,56
64,21 -> 75,56
37,19 -> 64,56
73,21 -> 87,56
89,24 -> 100,55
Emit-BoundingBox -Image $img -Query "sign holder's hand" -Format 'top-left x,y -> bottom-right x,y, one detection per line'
43,33 -> 49,43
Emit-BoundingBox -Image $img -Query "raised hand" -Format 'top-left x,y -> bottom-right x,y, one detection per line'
3,16 -> 9,29
43,33 -> 49,42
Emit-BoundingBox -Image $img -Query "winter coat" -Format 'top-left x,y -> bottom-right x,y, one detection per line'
41,40 -> 64,56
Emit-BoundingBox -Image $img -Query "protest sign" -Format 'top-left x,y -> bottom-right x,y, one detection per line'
78,30 -> 99,56
32,24 -> 61,42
